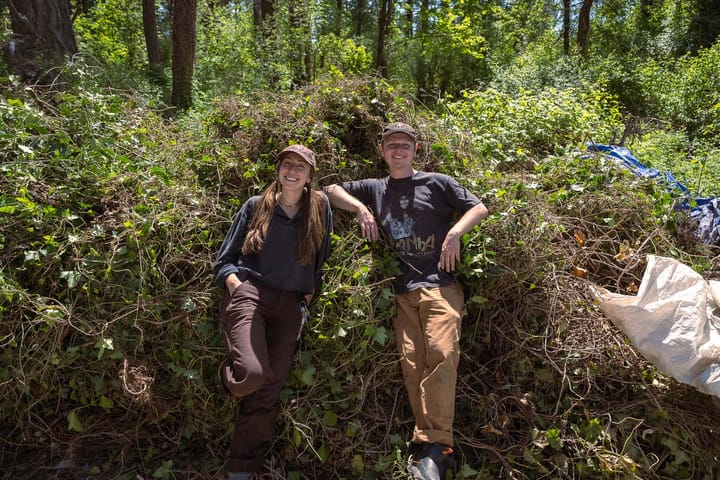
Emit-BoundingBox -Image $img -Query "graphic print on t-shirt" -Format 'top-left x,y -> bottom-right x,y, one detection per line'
381,194 -> 414,239
379,187 -> 435,258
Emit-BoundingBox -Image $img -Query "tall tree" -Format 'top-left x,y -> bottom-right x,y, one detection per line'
577,0 -> 593,56
353,0 -> 368,37
562,0 -> 571,54
171,0 -> 197,110
289,1 -> 312,83
253,0 -> 275,27
3,0 -> 78,79
375,0 -> 392,77
142,0 -> 163,80
334,0 -> 343,35
404,0 -> 414,36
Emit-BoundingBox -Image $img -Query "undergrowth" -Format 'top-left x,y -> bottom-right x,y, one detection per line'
1,72 -> 719,480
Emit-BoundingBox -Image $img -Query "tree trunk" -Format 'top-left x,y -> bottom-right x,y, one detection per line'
405,0 -> 414,36
334,0 -> 343,35
289,1 -> 312,83
3,0 -> 78,79
171,0 -> 197,110
353,0 -> 367,37
142,0 -> 163,80
576,0 -> 593,56
375,0 -> 392,77
562,0 -> 570,55
253,0 -> 275,27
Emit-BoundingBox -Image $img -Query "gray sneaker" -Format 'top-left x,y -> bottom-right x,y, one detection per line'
407,442 -> 456,480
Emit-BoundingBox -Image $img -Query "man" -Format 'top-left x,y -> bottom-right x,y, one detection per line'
324,122 -> 489,480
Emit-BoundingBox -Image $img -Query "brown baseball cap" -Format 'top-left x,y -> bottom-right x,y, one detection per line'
277,144 -> 316,168
381,122 -> 416,143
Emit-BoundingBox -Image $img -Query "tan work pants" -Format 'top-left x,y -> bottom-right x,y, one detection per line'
393,282 -> 464,447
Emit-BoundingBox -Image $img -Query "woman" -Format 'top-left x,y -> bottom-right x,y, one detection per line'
213,144 -> 332,480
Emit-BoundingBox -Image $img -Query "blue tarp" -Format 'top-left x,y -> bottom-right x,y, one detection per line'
587,143 -> 720,245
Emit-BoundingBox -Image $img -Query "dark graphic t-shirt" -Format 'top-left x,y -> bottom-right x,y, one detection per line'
340,171 -> 480,292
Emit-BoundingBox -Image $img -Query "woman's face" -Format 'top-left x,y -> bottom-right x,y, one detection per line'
278,153 -> 312,192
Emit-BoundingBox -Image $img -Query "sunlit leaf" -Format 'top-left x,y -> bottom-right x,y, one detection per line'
67,410 -> 83,432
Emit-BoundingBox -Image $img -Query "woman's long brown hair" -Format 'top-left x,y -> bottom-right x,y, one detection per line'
241,173 -> 328,266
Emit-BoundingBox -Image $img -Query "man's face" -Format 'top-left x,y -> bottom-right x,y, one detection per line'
380,133 -> 417,175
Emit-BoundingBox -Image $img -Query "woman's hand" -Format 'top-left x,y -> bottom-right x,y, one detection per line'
225,273 -> 243,294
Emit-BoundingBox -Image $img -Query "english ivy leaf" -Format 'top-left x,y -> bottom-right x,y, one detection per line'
322,411 -> 337,426
60,270 -> 81,289
301,366 -> 316,386
152,460 -> 173,479
67,410 -> 84,432
373,326 -> 388,346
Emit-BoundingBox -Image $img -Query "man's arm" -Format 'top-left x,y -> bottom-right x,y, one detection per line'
323,184 -> 379,241
440,203 -> 489,272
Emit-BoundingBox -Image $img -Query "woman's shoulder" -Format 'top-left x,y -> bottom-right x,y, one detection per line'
244,194 -> 262,207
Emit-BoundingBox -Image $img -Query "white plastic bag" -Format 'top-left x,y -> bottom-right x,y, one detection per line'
589,255 -> 720,398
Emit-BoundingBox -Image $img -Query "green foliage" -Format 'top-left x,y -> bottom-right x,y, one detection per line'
194,3 -> 257,98
388,1 -> 493,99
634,41 -> 720,137
249,0 -> 326,91
631,131 -> 720,198
441,85 -> 623,168
3,11 -> 720,474
316,34 -> 373,77
74,0 -> 149,82
2,1 -> 720,479
0,67 -> 231,477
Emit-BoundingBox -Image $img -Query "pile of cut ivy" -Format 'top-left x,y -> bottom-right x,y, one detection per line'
2,72 -> 719,479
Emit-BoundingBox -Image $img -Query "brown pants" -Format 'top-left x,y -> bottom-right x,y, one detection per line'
220,278 -> 303,473
393,283 -> 464,447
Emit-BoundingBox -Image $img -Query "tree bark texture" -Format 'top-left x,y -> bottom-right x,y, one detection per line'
171,0 -> 197,110
253,0 -> 275,27
353,0 -> 367,37
562,0 -> 570,55
3,0 -> 78,79
142,0 -> 163,74
576,0 -> 593,56
375,0 -> 392,77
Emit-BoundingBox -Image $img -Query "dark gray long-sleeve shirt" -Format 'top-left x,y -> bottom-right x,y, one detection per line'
213,195 -> 333,295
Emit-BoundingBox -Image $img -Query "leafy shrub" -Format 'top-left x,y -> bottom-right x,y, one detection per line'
637,41 -> 720,139
631,131 -> 720,198
2,72 -> 719,480
194,4 -> 257,98
316,34 -> 373,77
440,85 -> 623,168
74,0 -> 149,85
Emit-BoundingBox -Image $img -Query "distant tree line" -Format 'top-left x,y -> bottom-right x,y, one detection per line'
1,0 -> 719,109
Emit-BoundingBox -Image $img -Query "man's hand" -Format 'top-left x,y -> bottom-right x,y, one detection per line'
440,232 -> 461,272
357,204 -> 379,241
